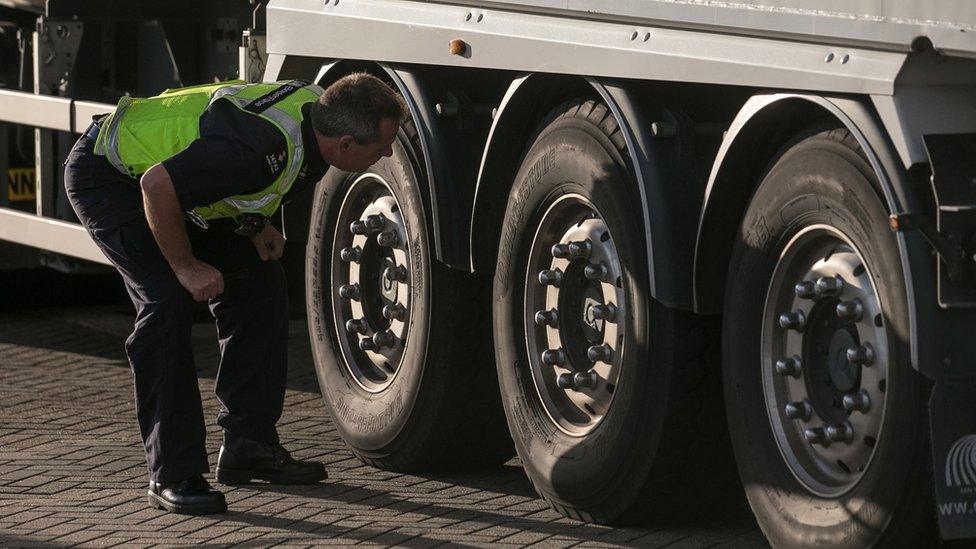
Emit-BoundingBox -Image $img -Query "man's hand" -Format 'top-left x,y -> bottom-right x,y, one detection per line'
174,259 -> 225,302
251,224 -> 285,261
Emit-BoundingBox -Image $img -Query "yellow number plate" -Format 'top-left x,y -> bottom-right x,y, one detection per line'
7,168 -> 35,201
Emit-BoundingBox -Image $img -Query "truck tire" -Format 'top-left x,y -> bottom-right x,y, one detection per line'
305,121 -> 513,471
493,99 -> 736,523
723,128 -> 935,547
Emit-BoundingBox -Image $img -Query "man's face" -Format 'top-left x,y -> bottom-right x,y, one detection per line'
327,117 -> 399,173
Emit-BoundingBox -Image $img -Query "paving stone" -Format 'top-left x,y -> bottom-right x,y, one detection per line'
0,307 -> 762,547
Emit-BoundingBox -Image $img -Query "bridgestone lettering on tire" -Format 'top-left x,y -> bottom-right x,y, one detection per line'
306,119 -> 512,471
493,99 -> 736,524
723,127 -> 935,547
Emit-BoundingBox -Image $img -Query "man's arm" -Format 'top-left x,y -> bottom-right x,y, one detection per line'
140,163 -> 224,301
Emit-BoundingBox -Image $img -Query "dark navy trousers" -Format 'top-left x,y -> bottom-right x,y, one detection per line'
63,129 -> 289,482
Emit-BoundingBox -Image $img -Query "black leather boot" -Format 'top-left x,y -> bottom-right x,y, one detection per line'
215,435 -> 328,485
147,476 -> 227,515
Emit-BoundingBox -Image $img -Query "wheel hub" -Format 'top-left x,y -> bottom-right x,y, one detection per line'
332,175 -> 411,393
762,225 -> 888,496
524,195 -> 626,436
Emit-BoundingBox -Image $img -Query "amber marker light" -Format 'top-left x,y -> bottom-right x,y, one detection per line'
449,39 -> 467,55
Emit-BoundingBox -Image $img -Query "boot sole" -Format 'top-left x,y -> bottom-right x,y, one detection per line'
147,492 -> 227,515
215,466 -> 328,486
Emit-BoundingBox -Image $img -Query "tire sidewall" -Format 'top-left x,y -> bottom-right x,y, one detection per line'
723,134 -> 925,547
306,133 -> 432,451
494,116 -> 667,515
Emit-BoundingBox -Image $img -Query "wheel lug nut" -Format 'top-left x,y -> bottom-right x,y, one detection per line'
538,268 -> 563,287
541,348 -> 565,366
784,400 -> 812,421
372,329 -> 396,349
551,243 -> 571,259
842,389 -> 872,413
350,220 -> 369,236
583,262 -> 607,281
339,284 -> 360,301
345,318 -> 368,335
836,299 -> 863,321
794,281 -> 817,299
573,370 -> 598,389
804,426 -> 831,447
826,422 -> 854,444
568,240 -> 592,259
587,343 -> 613,364
383,303 -> 406,321
775,355 -> 802,378
359,337 -> 376,351
340,246 -> 362,263
534,309 -> 558,327
816,276 -> 845,298
591,304 -> 617,322
364,214 -> 387,232
846,343 -> 875,366
778,310 -> 806,331
384,265 -> 408,283
557,373 -> 576,389
377,230 -> 399,248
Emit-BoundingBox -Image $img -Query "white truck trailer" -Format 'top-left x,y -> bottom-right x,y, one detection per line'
2,1 -> 975,545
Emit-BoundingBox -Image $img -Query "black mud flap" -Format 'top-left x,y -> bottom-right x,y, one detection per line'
930,378 -> 976,540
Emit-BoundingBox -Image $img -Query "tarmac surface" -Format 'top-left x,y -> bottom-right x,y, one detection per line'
0,271 -> 766,548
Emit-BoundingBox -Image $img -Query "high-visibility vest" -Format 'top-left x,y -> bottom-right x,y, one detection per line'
93,79 -> 324,221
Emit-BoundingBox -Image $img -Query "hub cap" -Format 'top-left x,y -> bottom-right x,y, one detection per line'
331,174 -> 411,393
524,195 -> 626,436
762,225 -> 888,496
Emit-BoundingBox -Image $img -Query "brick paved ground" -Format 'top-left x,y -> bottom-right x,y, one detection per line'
0,289 -> 765,547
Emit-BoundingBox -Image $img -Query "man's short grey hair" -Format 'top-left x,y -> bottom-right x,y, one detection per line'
310,73 -> 407,144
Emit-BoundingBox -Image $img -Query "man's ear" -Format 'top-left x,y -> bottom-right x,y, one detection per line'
339,135 -> 355,150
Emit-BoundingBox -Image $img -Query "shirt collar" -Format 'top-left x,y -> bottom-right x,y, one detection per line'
301,103 -> 327,175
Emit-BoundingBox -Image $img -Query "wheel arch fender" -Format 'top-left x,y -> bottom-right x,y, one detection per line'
693,92 -> 931,370
470,74 -> 692,309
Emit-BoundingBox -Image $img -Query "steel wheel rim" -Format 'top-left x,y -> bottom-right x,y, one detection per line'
762,224 -> 889,497
331,174 -> 412,393
523,194 -> 627,437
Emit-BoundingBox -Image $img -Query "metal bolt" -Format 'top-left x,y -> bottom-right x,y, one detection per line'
384,265 -> 408,283
842,389 -> 872,413
383,303 -> 406,321
784,400 -> 812,421
846,343 -> 875,366
778,310 -> 806,331
584,263 -> 607,281
775,356 -> 802,378
573,370 -> 598,389
591,304 -> 617,322
551,243 -> 571,259
816,276 -> 845,298
339,284 -> 360,301
345,318 -> 367,335
804,427 -> 831,447
826,422 -> 854,444
364,214 -> 387,232
372,329 -> 396,349
836,299 -> 863,321
377,230 -> 399,248
568,240 -> 592,259
587,343 -> 613,364
340,246 -> 362,263
538,269 -> 563,287
794,281 -> 817,299
541,348 -> 565,366
359,337 -> 376,351
556,373 -> 575,389
534,309 -> 558,327
350,220 -> 369,235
